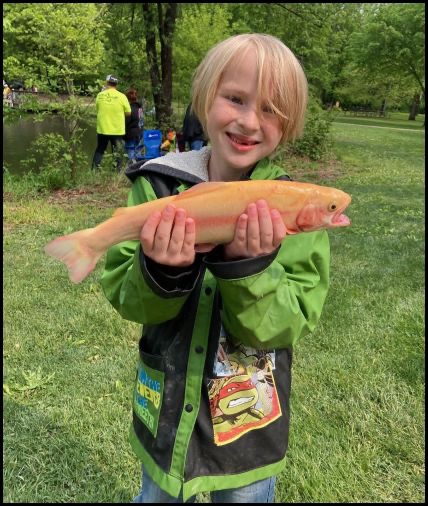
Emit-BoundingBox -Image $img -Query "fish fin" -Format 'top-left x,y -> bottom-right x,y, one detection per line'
44,229 -> 102,284
175,182 -> 228,199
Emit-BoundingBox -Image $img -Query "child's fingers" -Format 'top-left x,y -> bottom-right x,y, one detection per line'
234,213 -> 249,245
256,200 -> 274,250
153,204 -> 176,253
181,217 -> 196,255
140,211 -> 162,253
271,209 -> 288,246
246,203 -> 261,251
168,208 -> 187,255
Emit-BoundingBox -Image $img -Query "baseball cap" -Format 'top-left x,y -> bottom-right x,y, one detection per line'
106,75 -> 118,85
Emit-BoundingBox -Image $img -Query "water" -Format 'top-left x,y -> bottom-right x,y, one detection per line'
3,115 -> 97,174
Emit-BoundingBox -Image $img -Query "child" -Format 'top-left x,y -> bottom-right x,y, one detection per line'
160,128 -> 177,153
100,33 -> 330,503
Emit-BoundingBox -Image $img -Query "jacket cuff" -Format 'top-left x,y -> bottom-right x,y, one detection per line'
139,246 -> 202,294
203,246 -> 280,280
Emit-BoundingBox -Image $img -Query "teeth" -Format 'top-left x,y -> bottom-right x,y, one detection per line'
232,136 -> 247,145
230,135 -> 251,145
228,396 -> 254,407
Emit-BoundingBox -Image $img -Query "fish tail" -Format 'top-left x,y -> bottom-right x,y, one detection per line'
44,229 -> 102,284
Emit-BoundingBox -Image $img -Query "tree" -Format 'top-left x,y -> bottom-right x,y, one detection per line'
349,3 -> 425,119
224,3 -> 366,106
102,3 -> 151,95
173,4 -> 232,107
3,3 -> 106,93
141,3 -> 178,128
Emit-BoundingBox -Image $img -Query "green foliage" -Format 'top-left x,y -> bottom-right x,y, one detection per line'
102,4 -> 151,94
18,133 -> 87,192
280,104 -> 338,161
173,4 -> 233,103
3,3 -> 106,91
348,3 -> 425,104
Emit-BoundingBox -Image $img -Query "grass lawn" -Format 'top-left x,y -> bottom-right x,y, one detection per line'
333,110 -> 425,130
3,122 -> 424,502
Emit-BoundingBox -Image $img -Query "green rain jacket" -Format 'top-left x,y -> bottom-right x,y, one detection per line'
100,147 -> 330,501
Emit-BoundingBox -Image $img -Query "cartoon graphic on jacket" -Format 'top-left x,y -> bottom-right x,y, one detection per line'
100,146 -> 330,501
209,329 -> 281,446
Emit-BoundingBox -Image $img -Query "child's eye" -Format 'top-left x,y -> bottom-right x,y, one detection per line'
228,95 -> 242,104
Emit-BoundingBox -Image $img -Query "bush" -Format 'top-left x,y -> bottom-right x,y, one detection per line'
19,133 -> 88,193
286,108 -> 338,161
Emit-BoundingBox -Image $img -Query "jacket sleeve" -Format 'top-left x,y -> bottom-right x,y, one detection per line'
204,231 -> 330,349
99,177 -> 201,325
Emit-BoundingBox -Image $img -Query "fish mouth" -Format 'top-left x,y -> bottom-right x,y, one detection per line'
331,202 -> 351,227
332,213 -> 351,226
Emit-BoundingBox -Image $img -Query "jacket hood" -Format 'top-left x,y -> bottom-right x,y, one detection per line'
126,146 -> 212,184
125,146 -> 290,184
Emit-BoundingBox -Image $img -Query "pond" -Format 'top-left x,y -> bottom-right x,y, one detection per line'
3,115 -> 97,175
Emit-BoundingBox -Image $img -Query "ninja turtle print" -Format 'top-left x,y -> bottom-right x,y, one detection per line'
208,330 -> 282,446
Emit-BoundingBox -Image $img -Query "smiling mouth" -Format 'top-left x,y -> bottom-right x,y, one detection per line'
227,133 -> 260,146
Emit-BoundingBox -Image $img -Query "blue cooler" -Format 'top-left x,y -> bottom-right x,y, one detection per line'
143,129 -> 162,159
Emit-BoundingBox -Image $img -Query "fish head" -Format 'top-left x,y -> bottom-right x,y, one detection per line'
295,187 -> 352,232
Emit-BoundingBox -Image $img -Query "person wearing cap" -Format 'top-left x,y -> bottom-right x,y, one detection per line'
92,75 -> 131,172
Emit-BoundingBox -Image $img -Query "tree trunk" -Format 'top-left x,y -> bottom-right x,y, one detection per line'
142,3 -> 177,130
408,92 -> 420,120
142,3 -> 162,124
157,3 -> 177,128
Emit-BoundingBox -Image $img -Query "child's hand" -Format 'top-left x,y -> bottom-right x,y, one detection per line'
140,204 -> 215,267
223,200 -> 288,261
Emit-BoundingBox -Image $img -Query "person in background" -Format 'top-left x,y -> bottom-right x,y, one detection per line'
181,102 -> 207,150
3,83 -> 12,106
100,33 -> 330,503
92,74 -> 131,172
124,89 -> 143,165
160,128 -> 177,153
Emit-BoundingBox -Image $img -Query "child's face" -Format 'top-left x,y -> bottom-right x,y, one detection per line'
206,49 -> 282,180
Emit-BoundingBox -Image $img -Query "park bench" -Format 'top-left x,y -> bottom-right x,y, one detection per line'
342,107 -> 389,118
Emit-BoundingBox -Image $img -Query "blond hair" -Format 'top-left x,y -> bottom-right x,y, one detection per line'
191,33 -> 308,144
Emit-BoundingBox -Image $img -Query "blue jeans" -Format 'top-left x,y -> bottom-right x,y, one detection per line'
124,139 -> 140,164
132,466 -> 276,503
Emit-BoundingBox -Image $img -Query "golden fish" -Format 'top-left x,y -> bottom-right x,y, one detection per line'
45,180 -> 351,283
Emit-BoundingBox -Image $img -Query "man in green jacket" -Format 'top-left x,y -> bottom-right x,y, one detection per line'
92,74 -> 131,172
101,34 -> 330,503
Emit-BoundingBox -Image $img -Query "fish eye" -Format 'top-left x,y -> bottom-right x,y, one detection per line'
328,203 -> 337,212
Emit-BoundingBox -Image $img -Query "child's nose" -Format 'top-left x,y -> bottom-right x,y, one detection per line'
237,106 -> 260,132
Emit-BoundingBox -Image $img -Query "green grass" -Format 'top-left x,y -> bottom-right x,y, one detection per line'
3,122 -> 424,502
334,111 -> 425,130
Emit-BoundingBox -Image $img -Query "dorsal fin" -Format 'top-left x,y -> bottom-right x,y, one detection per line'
175,181 -> 229,199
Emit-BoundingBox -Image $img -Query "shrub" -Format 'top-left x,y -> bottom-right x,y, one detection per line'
19,133 -> 87,193
286,107 -> 338,161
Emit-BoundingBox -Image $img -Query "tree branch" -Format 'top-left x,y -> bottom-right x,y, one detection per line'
269,3 -> 324,30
